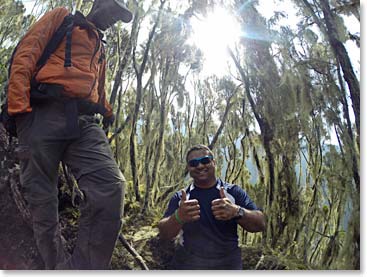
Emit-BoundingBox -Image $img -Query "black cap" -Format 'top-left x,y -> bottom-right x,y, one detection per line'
113,0 -> 133,23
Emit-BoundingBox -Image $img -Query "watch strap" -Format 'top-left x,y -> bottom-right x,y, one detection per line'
234,206 -> 244,220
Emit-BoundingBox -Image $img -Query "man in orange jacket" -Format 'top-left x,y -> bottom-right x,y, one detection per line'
8,0 -> 132,269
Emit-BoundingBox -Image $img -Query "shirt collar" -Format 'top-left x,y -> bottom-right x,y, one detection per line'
190,178 -> 221,191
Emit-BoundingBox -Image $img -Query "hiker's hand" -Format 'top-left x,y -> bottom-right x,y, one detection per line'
211,187 -> 238,220
103,114 -> 115,129
177,189 -> 200,223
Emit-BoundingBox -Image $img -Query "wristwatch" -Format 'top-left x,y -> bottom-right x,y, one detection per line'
234,206 -> 245,220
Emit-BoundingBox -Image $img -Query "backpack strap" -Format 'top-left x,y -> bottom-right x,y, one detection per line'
177,184 -> 193,206
185,184 -> 195,200
73,11 -> 104,67
36,13 -> 74,69
30,13 -> 74,89
216,179 -> 236,204
37,11 -> 96,69
63,14 -> 74,67
179,180 -> 231,202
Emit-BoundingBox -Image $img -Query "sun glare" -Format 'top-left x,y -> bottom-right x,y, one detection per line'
190,7 -> 241,76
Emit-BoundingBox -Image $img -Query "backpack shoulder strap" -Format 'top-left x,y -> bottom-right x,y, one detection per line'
36,13 -> 74,69
177,183 -> 194,206
185,183 -> 194,200
30,13 -> 74,88
217,179 -> 236,204
6,13 -> 74,83
63,14 -> 74,67
35,11 -> 97,72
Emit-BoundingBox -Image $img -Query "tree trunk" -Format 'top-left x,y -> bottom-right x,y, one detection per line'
130,0 -> 166,202
109,15 -> 138,108
229,47 -> 276,247
302,0 -> 360,152
208,86 -> 238,150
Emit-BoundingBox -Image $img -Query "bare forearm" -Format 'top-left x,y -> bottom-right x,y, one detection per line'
237,210 -> 266,232
158,214 -> 183,241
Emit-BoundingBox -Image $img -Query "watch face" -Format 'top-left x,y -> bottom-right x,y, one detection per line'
238,207 -> 245,217
234,207 -> 245,220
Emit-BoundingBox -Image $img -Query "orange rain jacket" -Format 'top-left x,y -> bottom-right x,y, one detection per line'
8,7 -> 113,118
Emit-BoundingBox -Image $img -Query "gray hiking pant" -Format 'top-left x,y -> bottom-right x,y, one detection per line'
15,101 -> 125,269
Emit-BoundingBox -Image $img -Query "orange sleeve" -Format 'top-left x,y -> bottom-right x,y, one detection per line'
98,57 -> 113,118
7,7 -> 70,115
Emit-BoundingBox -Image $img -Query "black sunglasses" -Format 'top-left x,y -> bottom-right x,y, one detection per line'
188,155 -> 213,167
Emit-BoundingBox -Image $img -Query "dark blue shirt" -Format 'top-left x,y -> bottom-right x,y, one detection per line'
163,179 -> 259,259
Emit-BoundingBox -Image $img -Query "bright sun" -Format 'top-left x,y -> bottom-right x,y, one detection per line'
190,7 -> 241,76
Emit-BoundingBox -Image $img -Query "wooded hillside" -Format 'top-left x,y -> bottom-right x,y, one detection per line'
0,0 -> 360,270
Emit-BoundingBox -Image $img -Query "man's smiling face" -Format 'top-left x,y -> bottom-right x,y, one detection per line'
187,149 -> 217,188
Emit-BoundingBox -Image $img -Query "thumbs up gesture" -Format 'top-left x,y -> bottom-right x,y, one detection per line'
176,189 -> 200,224
211,187 -> 238,221
219,186 -> 226,199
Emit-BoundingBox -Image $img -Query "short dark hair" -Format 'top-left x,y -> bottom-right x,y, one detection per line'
186,144 -> 214,162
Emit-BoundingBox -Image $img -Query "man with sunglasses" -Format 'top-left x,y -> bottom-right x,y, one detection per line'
158,144 -> 265,269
